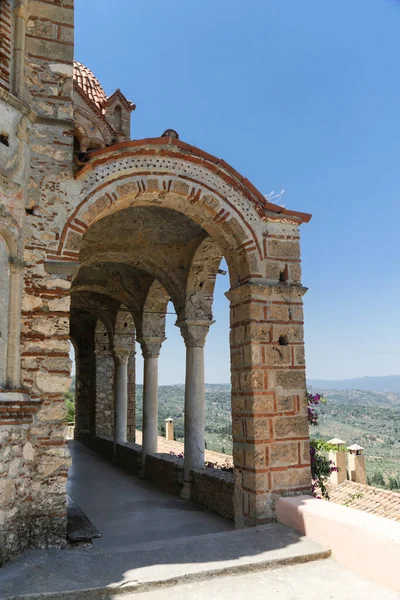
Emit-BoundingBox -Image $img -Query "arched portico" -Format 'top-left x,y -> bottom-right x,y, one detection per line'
19,135 -> 311,545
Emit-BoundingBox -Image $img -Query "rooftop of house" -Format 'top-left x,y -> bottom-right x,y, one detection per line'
328,480 -> 400,522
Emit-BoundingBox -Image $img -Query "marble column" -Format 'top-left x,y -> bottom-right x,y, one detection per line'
139,337 -> 165,474
113,349 -> 130,444
178,321 -> 212,499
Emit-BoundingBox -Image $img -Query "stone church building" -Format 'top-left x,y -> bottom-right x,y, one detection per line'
0,0 -> 312,563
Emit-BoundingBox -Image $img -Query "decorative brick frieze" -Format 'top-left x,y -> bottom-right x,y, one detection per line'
0,0 -> 12,92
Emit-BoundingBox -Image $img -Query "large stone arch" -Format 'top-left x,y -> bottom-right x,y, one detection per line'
51,138 -> 309,285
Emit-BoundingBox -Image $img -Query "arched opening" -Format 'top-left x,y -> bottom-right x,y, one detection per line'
114,105 -> 122,131
66,340 -> 76,430
67,202 -> 239,544
59,142 -> 310,541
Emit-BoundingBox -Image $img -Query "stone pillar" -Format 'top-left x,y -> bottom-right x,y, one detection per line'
226,282 -> 310,526
327,438 -> 347,485
348,444 -> 366,485
139,337 -> 165,473
165,418 -> 174,441
178,321 -> 212,499
113,350 -> 130,444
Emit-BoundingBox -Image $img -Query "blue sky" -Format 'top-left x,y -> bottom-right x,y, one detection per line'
74,0 -> 400,384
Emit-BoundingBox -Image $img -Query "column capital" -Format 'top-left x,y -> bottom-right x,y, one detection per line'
139,336 -> 166,359
113,348 -> 132,366
176,320 -> 214,348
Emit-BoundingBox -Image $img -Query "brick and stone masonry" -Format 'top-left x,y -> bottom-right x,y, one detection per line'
0,0 -> 312,564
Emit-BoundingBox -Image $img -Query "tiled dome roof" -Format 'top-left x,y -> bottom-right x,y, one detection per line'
73,61 -> 107,113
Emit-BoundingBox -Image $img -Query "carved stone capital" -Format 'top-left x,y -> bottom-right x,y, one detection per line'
139,336 -> 166,359
176,320 -> 214,348
113,349 -> 131,366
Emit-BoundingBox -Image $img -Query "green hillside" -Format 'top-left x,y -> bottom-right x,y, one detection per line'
68,381 -> 400,489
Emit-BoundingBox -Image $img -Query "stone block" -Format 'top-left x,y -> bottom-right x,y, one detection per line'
246,417 -> 271,440
264,260 -> 283,281
267,239 -> 300,260
263,345 -> 291,366
276,395 -> 294,412
246,322 -> 271,343
248,394 -> 275,413
0,480 -> 16,504
271,466 -> 311,491
294,345 -> 305,366
243,344 -> 261,366
240,370 -> 264,392
36,401 -> 67,422
36,372 -> 71,394
273,415 -> 309,439
268,305 -> 290,321
242,469 -> 268,492
289,262 -> 302,283
29,2 -> 74,25
300,441 -> 311,466
270,442 -> 299,467
276,369 -> 306,391
244,445 -> 268,469
272,324 -> 304,343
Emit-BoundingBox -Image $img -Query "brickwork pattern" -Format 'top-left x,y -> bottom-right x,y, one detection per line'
228,282 -> 310,525
0,0 -> 12,92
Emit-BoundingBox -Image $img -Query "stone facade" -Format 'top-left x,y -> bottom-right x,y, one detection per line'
0,0 -> 312,564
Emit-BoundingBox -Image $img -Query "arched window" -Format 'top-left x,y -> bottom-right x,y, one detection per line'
114,105 -> 122,131
0,236 -> 10,386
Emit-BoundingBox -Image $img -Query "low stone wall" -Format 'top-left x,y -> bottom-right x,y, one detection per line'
192,468 -> 234,520
146,452 -> 184,496
91,435 -> 114,461
115,442 -> 141,476
89,438 -> 234,521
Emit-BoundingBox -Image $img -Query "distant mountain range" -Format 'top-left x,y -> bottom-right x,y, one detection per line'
308,375 -> 400,393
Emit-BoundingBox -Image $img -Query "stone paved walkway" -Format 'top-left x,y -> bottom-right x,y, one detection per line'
67,441 -> 233,549
116,559 -> 399,600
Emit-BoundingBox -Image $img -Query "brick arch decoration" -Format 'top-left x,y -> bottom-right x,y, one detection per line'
52,137 -> 310,285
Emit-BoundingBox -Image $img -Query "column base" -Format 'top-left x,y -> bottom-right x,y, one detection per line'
180,480 -> 191,500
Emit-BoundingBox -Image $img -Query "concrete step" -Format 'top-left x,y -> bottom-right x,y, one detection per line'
0,523 -> 330,600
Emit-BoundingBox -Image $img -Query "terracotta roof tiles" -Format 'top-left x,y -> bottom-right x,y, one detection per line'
328,480 -> 400,522
73,61 -> 107,113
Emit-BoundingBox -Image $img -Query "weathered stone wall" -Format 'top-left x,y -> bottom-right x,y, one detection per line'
95,351 -> 114,438
0,0 -> 76,563
0,394 -> 40,564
